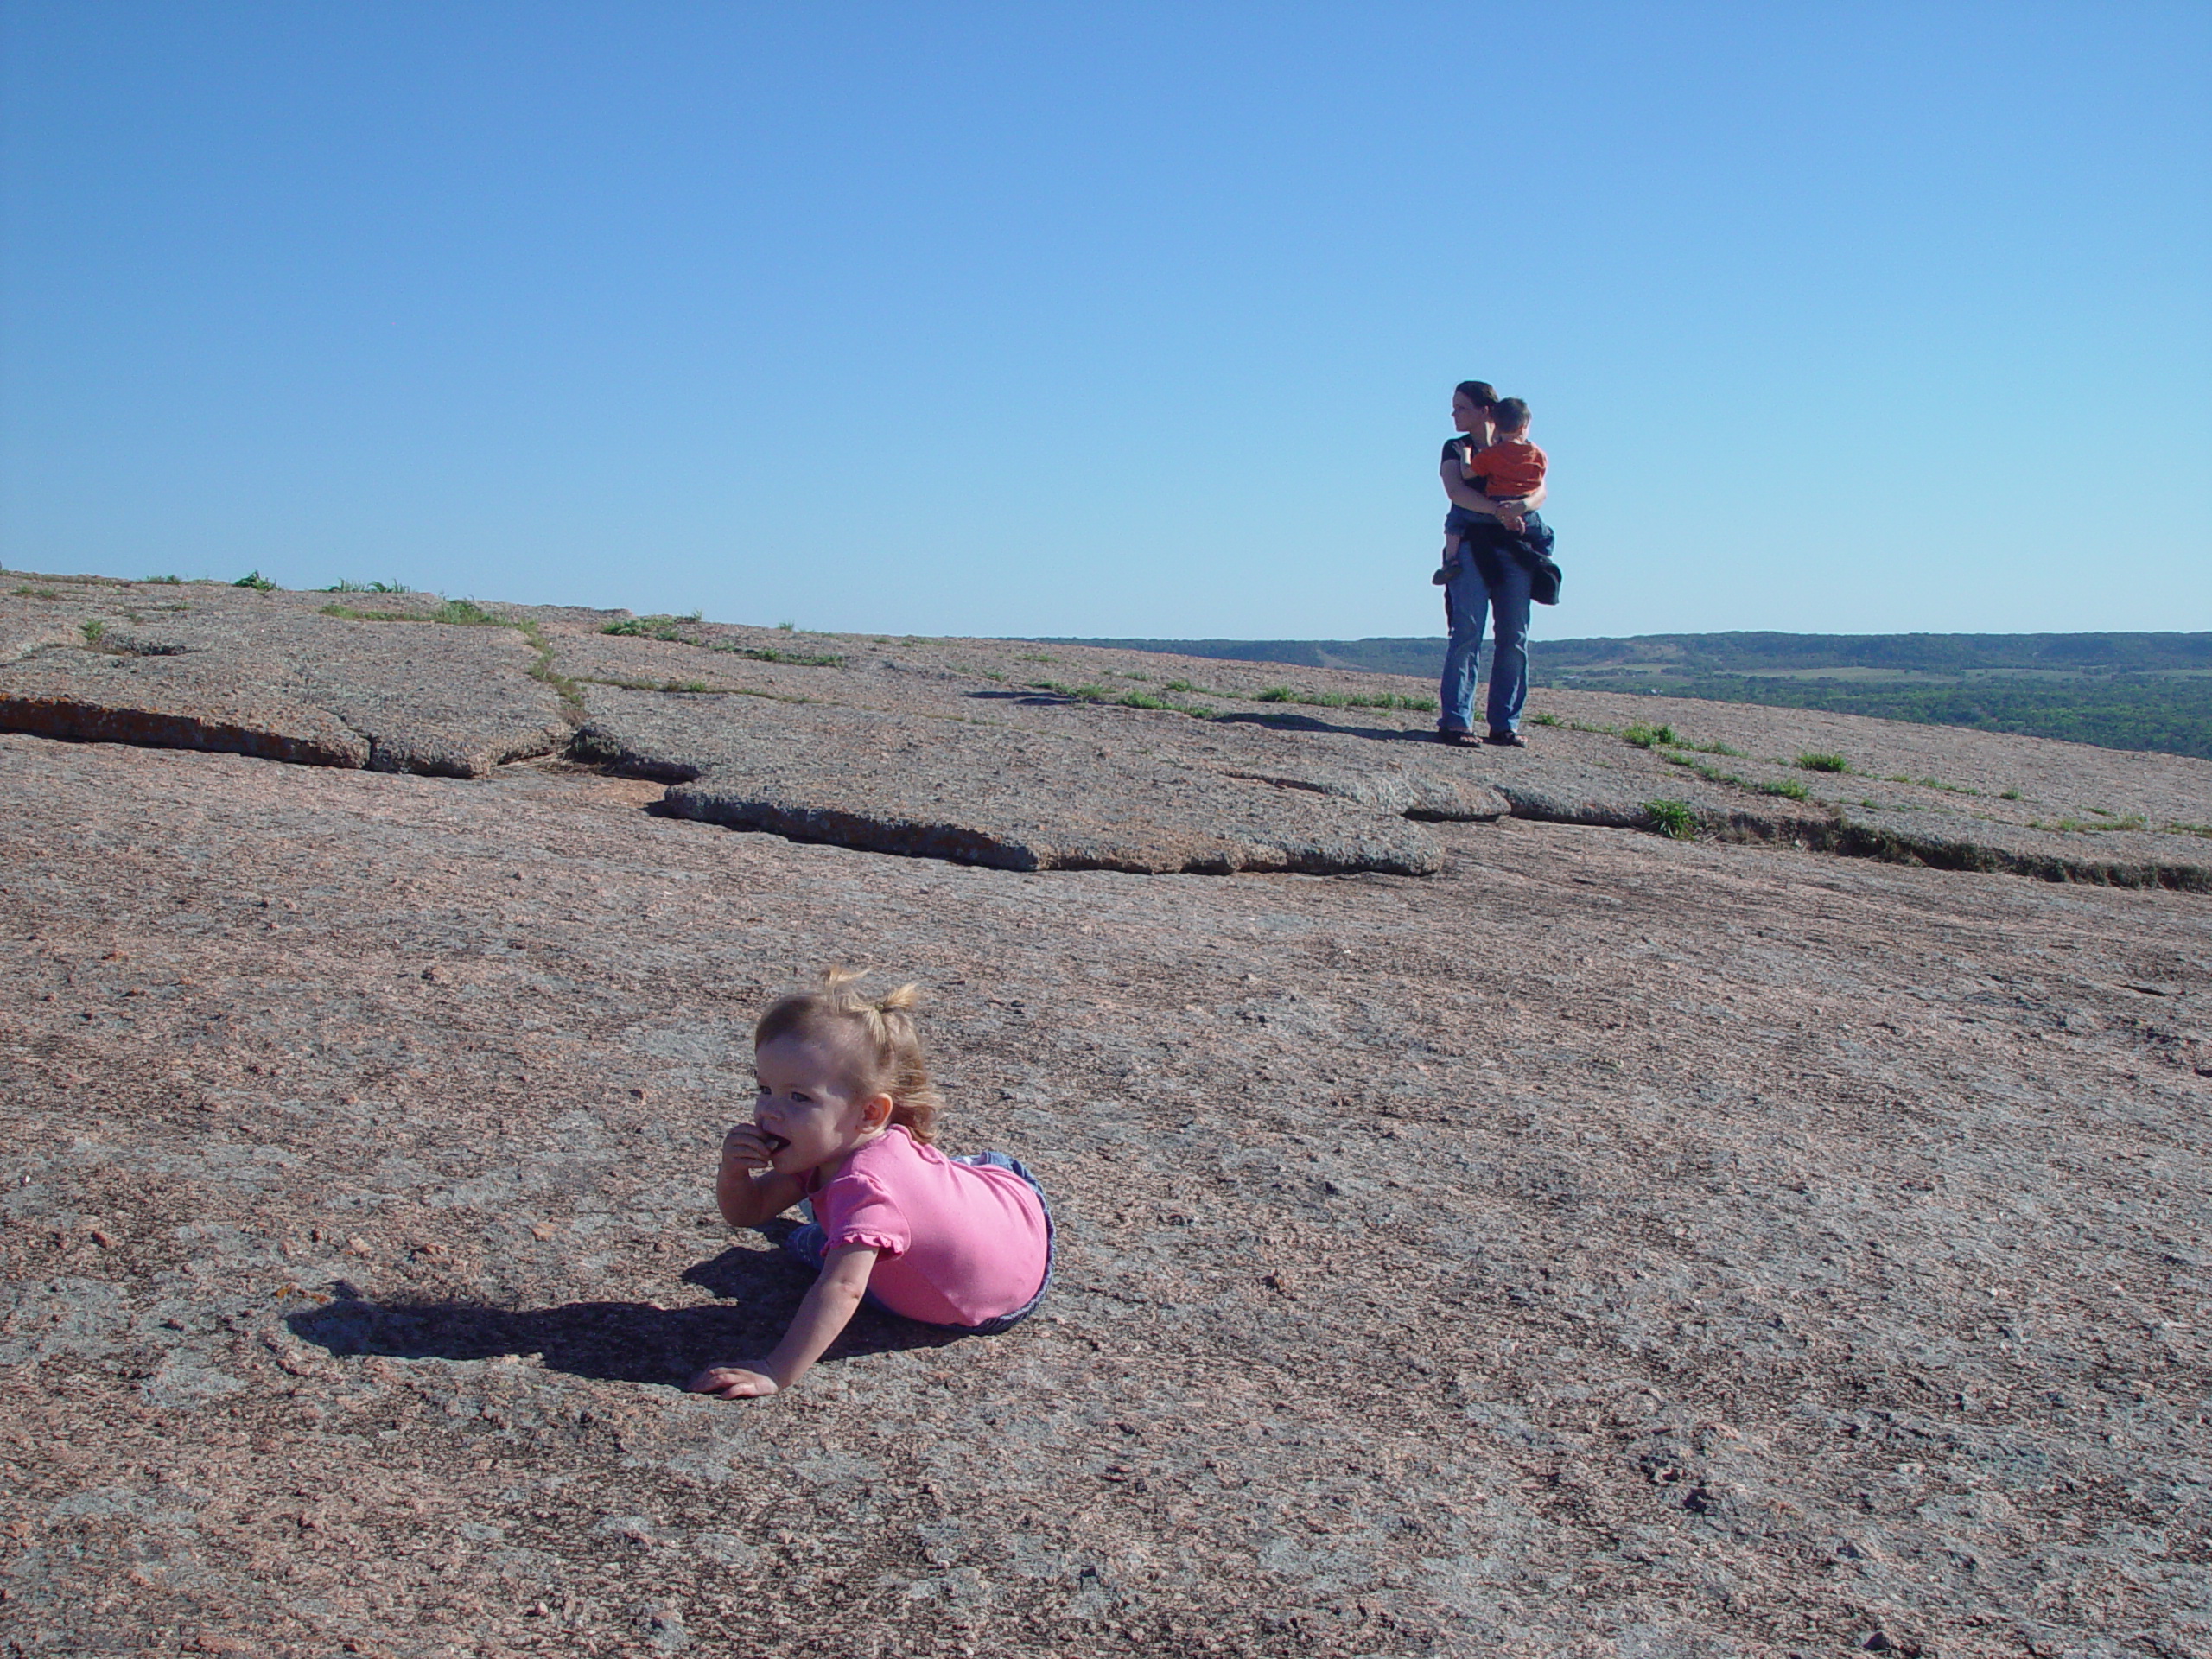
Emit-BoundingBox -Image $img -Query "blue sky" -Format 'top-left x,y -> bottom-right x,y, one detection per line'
3,2 -> 2206,642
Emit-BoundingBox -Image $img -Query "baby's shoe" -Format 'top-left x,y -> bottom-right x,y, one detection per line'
1432,559 -> 1459,586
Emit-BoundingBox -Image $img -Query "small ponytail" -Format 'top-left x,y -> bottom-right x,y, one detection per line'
756,967 -> 943,1144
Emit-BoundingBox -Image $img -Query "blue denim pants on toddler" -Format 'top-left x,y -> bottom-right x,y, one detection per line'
780,1151 -> 1055,1336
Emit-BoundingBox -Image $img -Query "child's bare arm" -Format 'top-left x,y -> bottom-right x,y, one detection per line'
715,1123 -> 804,1230
687,1243 -> 878,1398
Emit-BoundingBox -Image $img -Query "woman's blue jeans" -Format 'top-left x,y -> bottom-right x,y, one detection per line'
1438,537 -> 1533,736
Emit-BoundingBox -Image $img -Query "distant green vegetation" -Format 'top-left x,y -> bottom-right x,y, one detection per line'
1037,631 -> 2212,760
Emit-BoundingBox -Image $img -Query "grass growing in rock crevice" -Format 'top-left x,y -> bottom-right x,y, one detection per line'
570,674 -> 810,706
1034,675 -> 1433,716
1878,773 -> 1981,795
1113,690 -> 1217,716
1643,799 -> 1698,839
323,598 -> 499,626
1658,749 -> 1814,802
2031,813 -> 2151,834
1529,712 -> 1618,735
1626,722 -> 1754,753
322,600 -> 586,723
1255,684 -> 1439,713
600,614 -> 844,667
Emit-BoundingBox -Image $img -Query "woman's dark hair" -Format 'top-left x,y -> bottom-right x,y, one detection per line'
1454,380 -> 1498,410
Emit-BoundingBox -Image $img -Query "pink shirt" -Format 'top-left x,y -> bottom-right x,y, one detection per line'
805,1128 -> 1049,1327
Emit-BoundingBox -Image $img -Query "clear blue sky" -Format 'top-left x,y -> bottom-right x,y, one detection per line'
3,2 -> 2206,642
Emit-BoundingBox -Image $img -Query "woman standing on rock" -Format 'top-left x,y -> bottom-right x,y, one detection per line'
1435,379 -> 1548,747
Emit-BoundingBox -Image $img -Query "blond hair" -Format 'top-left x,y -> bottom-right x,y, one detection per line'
754,967 -> 943,1145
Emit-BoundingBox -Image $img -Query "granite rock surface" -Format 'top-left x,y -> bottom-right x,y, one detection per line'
3,617 -> 2209,1656
0,582 -> 570,779
3,573 -> 2207,890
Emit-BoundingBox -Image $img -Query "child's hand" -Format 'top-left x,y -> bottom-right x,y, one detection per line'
1497,509 -> 1526,533
687,1363 -> 781,1399
721,1122 -> 779,1172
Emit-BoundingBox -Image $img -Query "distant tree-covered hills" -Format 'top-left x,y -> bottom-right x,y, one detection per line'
1031,632 -> 2212,760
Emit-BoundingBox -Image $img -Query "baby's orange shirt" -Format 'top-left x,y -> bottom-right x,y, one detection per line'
1465,436 -> 1547,499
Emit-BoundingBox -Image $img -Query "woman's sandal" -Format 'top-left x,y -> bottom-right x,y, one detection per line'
1484,729 -> 1529,747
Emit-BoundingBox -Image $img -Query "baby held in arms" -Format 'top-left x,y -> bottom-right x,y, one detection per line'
688,969 -> 1054,1399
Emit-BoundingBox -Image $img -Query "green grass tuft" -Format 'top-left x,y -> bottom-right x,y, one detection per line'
79,620 -> 106,645
2031,813 -> 2148,834
1795,751 -> 1851,773
320,597 -> 497,626
1623,722 -> 1679,748
601,614 -> 686,639
727,645 -> 845,667
599,613 -> 842,665
233,570 -> 277,591
1644,799 -> 1697,839
1255,683 -> 1437,713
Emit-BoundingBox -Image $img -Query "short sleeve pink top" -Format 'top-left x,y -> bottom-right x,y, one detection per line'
804,1128 -> 1049,1327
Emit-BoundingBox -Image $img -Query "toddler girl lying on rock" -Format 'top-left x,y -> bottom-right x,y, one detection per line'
687,968 -> 1053,1399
